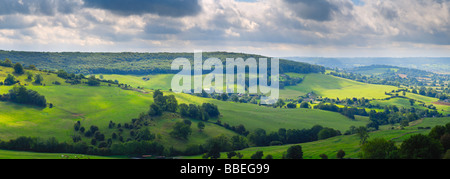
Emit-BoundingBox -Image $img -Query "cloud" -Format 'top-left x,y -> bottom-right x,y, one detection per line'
283,0 -> 352,21
0,0 -> 449,57
82,0 -> 202,17
0,0 -> 82,16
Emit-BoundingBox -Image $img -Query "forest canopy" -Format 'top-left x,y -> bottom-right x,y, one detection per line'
0,50 -> 324,75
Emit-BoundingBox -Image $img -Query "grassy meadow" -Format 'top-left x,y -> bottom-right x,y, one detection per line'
281,73 -> 398,99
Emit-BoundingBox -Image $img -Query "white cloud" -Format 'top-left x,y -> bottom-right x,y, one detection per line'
0,0 -> 448,57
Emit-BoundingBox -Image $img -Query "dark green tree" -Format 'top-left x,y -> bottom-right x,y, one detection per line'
165,95 -> 178,112
429,125 -> 447,140
13,63 -> 24,75
87,76 -> 100,86
286,145 -> 303,159
336,149 -> 346,159
170,122 -> 192,140
178,103 -> 189,117
251,151 -> 264,159
400,134 -> 443,159
361,138 -> 399,159
34,74 -> 43,84
299,101 -> 310,108
197,121 -> 205,132
148,103 -> 162,116
356,126 -> 369,145
4,74 -> 17,85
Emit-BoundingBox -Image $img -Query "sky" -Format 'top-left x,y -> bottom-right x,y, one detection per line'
0,0 -> 449,57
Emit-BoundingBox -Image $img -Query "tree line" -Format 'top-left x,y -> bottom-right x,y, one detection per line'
0,51 -> 325,75
0,85 -> 47,107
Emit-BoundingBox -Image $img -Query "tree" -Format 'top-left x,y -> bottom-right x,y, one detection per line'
220,93 -> 228,101
13,63 -> 24,75
3,58 -> 13,67
154,95 -> 167,111
197,121 -> 205,132
286,145 -> 303,159
248,128 -> 268,146
319,154 -> 328,159
409,99 -> 415,106
204,134 -> 232,159
170,122 -> 192,140
34,74 -> 44,84
356,126 -> 369,145
318,128 -> 340,140
299,101 -> 310,108
201,103 -> 220,118
8,85 -> 46,107
251,151 -> 264,159
440,134 -> 450,152
231,135 -> 248,150
28,65 -> 37,70
148,103 -> 162,116
153,89 -> 163,98
89,125 -> 99,134
337,149 -> 346,159
4,74 -> 17,85
429,125 -> 446,140
87,76 -> 100,86
361,138 -> 399,159
400,134 -> 443,159
286,103 -> 296,108
188,104 -> 199,119
178,103 -> 189,117
275,99 -> 285,108
138,128 -> 154,141
227,151 -> 237,159
26,71 -> 33,80
165,95 -> 178,112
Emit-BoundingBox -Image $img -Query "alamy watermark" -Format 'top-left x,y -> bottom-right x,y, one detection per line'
171,51 -> 279,105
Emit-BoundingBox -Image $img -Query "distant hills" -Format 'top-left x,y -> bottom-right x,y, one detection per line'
0,50 -> 324,75
285,57 -> 450,74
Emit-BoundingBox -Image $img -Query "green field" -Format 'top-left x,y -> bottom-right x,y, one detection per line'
0,149 -> 123,159
101,74 -> 174,90
370,97 -> 428,111
100,73 -> 398,101
211,100 -> 370,133
281,73 -> 398,99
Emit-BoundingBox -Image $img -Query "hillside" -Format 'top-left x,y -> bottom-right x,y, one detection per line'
286,57 -> 450,74
0,65 -> 366,156
183,117 -> 450,159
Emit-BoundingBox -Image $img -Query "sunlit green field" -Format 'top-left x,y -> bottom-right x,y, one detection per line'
211,100 -> 370,133
281,73 -> 398,99
100,74 -> 174,90
0,85 -> 155,141
100,72 -> 398,100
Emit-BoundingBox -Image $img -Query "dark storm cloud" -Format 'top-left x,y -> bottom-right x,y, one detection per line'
0,0 -> 80,16
82,0 -> 202,17
283,0 -> 350,21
